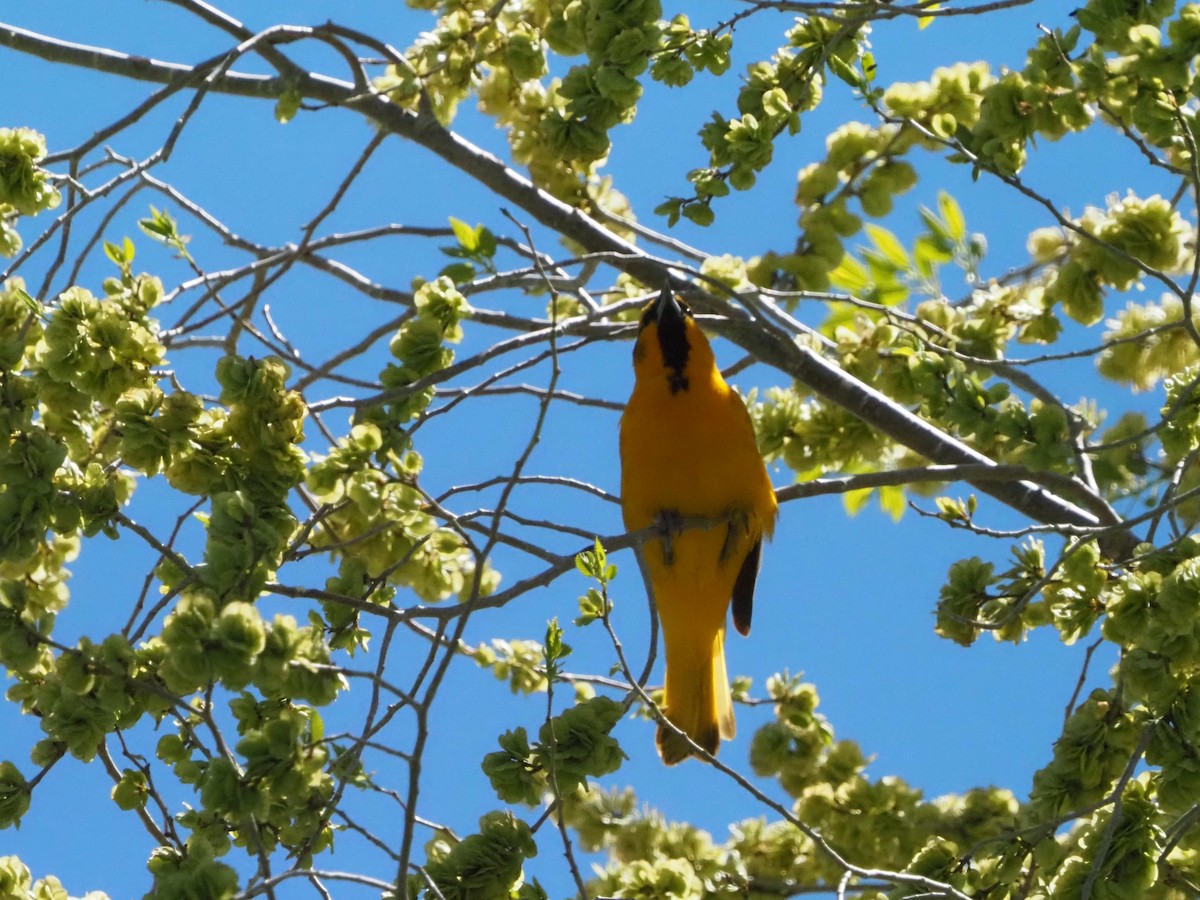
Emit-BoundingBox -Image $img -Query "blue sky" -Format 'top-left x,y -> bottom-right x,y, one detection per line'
0,2 -> 1172,898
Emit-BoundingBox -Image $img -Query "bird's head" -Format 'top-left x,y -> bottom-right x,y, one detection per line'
631,287 -> 715,394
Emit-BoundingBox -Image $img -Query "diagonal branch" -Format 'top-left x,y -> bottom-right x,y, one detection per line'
714,314 -> 1140,558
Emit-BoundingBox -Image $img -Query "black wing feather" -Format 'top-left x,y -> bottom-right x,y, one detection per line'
730,537 -> 762,637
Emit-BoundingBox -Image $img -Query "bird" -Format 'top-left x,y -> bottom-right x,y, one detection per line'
619,287 -> 778,764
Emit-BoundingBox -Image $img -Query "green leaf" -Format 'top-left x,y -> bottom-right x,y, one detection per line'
842,487 -> 873,517
651,55 -> 695,88
439,261 -> 477,284
913,234 -> 953,279
728,165 -> 757,192
938,190 -> 966,242
449,216 -> 479,253
861,51 -> 877,82
575,537 -> 615,584
12,285 -> 40,314
878,484 -> 906,522
104,236 -> 135,270
864,223 -> 910,269
477,227 -> 497,259
576,539 -> 600,578
275,89 -> 302,124
874,281 -> 909,307
575,587 -> 611,626
917,207 -> 952,249
112,768 -> 149,810
935,496 -> 972,522
654,198 -> 683,226
544,617 -> 571,667
139,206 -> 192,260
827,255 -> 870,293
828,54 -> 864,90
681,201 -> 715,227
863,249 -> 900,280
762,87 -> 792,120
687,32 -> 732,76
139,206 -> 173,240
0,760 -> 30,828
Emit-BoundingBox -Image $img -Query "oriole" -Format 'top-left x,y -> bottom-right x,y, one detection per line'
619,288 -> 778,764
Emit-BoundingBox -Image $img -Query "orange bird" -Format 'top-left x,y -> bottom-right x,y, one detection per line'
619,288 -> 777,764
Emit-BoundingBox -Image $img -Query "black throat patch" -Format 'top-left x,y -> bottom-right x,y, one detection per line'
650,303 -> 691,395
663,359 -> 689,394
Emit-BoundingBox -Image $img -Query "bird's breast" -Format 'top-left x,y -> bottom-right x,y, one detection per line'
619,381 -> 771,531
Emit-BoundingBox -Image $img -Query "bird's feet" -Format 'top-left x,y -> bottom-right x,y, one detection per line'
719,508 -> 751,562
653,509 -> 683,566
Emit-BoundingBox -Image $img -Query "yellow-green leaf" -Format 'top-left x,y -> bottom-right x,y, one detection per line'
843,486 -> 873,517
878,484 -> 907,522
938,191 -> 965,242
865,223 -> 910,269
12,286 -> 41,314
275,89 -> 302,124
449,216 -> 479,252
828,255 -> 871,293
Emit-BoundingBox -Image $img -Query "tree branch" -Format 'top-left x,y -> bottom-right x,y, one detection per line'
715,315 -> 1140,557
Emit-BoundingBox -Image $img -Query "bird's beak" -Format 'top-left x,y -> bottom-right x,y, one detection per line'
655,287 -> 684,329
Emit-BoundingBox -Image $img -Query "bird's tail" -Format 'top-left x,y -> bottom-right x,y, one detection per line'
657,626 -> 735,765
